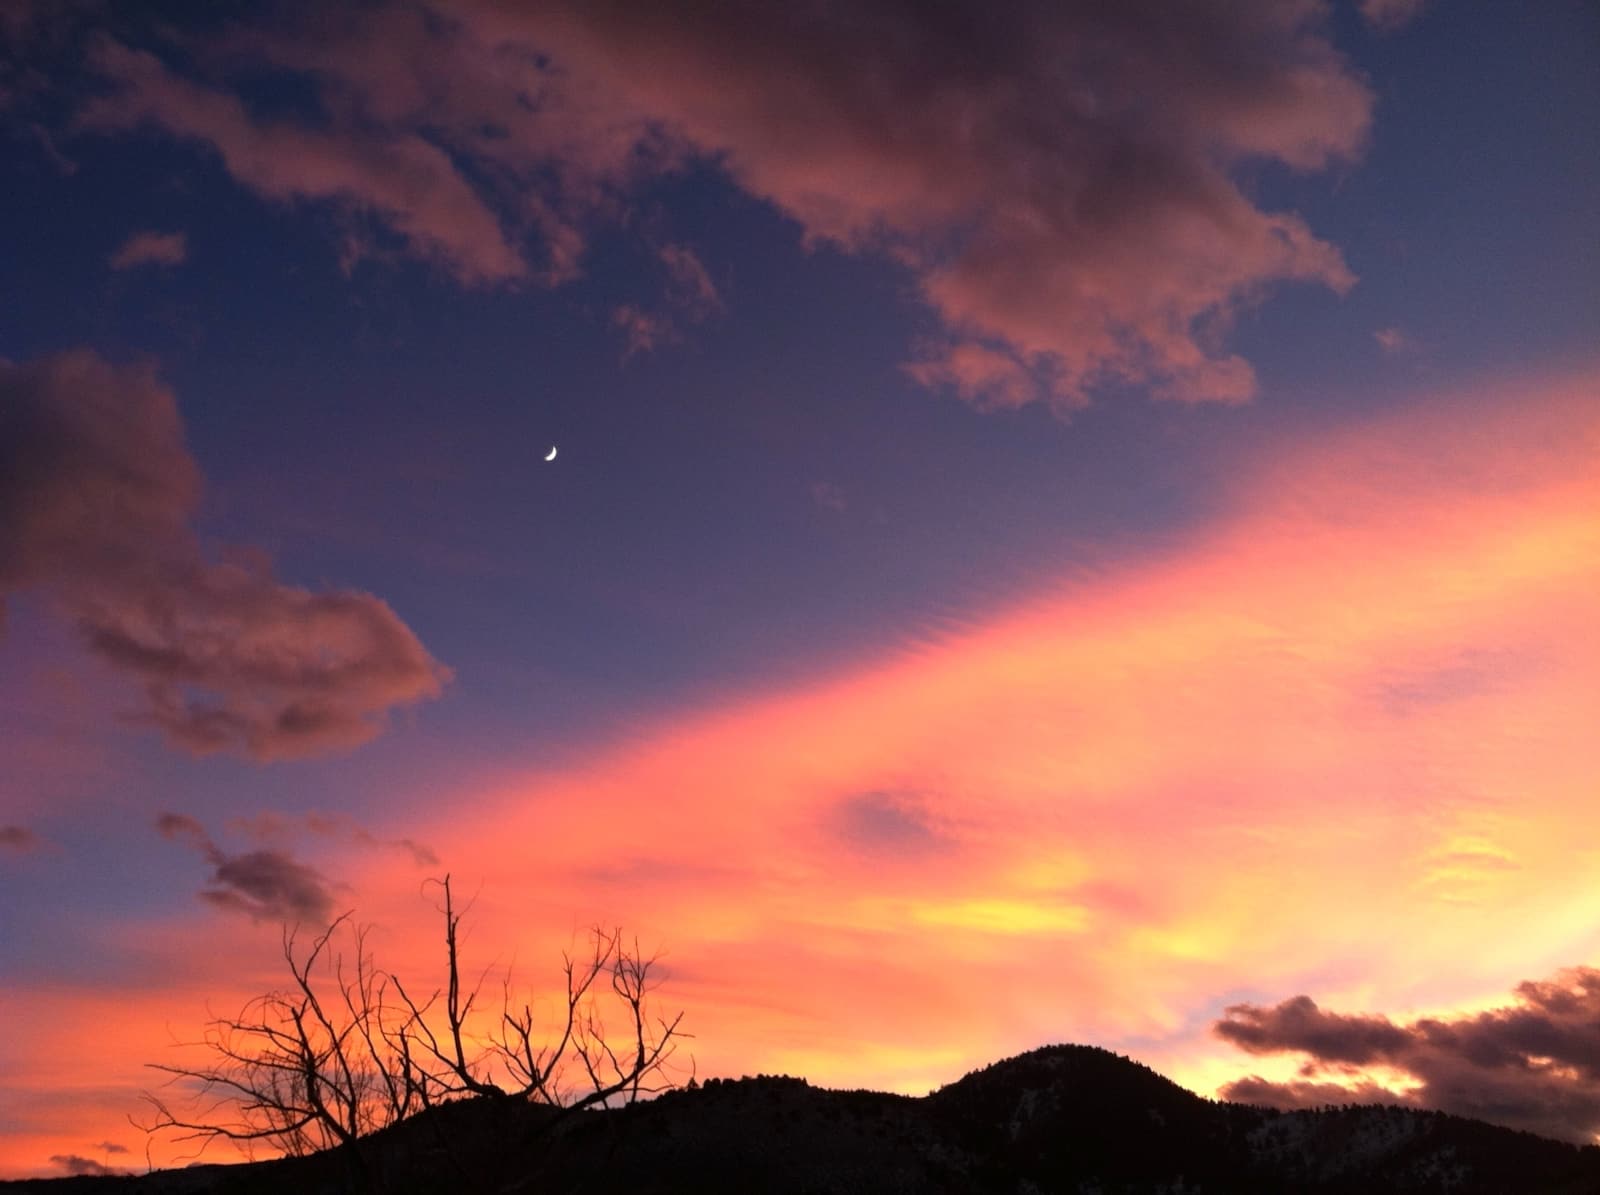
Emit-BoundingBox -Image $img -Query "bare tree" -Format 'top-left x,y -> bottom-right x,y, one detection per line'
139,877 -> 688,1191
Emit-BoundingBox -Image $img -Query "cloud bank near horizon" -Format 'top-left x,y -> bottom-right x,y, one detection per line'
1217,966 -> 1600,1143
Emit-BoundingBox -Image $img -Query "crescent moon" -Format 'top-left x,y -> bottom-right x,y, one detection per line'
545,446 -> 558,462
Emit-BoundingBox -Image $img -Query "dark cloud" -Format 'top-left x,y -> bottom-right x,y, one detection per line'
0,349 -> 450,759
157,812 -> 336,925
0,824 -> 41,852
75,0 -> 1369,410
1220,1073 -> 1400,1110
834,791 -> 949,856
1216,993 -> 1413,1063
50,1155 -> 121,1177
1214,967 -> 1600,1142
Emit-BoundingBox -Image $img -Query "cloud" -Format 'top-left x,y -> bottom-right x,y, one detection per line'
463,0 -> 1369,407
610,243 -> 722,357
108,229 -> 186,270
0,824 -> 41,852
1220,1073 -> 1400,1110
612,303 -> 675,358
230,809 -> 439,867
834,791 -> 951,856
0,349 -> 450,759
82,39 -> 526,287
904,341 -> 1046,413
810,481 -> 848,513
73,1 -> 1369,408
1374,326 -> 1412,355
158,812 -> 336,925
1360,0 -> 1427,34
49,1154 -> 122,1177
658,243 -> 721,317
1216,994 -> 1413,1063
1214,966 -> 1600,1142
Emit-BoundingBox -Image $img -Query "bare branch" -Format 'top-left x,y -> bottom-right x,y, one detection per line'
140,880 -> 690,1191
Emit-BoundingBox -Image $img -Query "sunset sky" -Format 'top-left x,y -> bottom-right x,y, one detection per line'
2,0 -> 1598,1178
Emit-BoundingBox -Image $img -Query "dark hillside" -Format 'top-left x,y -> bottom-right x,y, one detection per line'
7,1046 -> 1600,1194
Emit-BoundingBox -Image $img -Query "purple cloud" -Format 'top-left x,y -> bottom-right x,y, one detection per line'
0,349 -> 450,759
1215,967 -> 1600,1142
158,812 -> 336,925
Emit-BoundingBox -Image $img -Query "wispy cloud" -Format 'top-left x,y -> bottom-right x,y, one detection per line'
0,824 -> 41,853
49,1154 -> 123,1178
228,809 -> 438,867
612,303 -> 675,359
108,229 -> 185,270
659,243 -> 721,318
833,791 -> 952,857
157,812 -> 337,925
1360,0 -> 1428,34
810,480 -> 848,513
0,349 -> 449,759
611,243 -> 723,357
83,39 -> 526,287
1374,326 -> 1414,355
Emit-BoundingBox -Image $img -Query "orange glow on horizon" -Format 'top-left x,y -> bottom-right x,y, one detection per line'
4,370 -> 1597,1176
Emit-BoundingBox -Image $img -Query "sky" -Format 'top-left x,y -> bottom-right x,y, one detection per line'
1,0 -> 1597,1178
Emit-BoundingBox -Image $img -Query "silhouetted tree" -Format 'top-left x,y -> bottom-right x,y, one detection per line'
138,877 -> 687,1192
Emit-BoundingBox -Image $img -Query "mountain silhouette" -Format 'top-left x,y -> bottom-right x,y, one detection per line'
7,1045 -> 1600,1193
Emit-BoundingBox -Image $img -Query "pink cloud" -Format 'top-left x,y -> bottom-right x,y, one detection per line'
608,243 -> 723,356
82,39 -> 526,287
904,341 -> 1046,412
78,1 -> 1371,408
612,303 -> 675,358
0,349 -> 449,759
658,243 -> 720,316
1360,0 -> 1428,34
487,0 -> 1369,407
107,229 -> 185,270
1374,326 -> 1412,354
